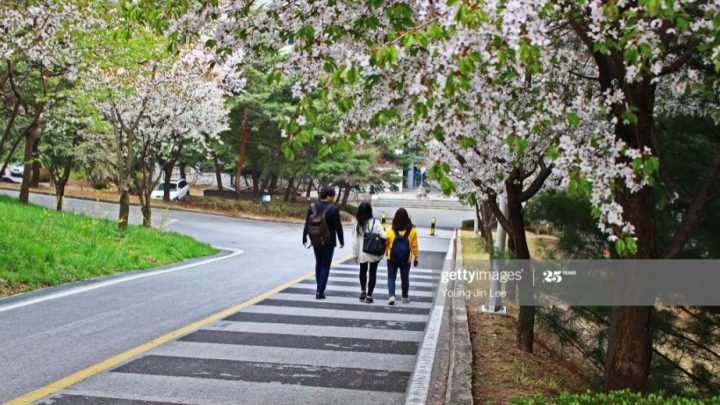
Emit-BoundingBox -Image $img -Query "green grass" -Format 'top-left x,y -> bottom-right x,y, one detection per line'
0,196 -> 218,296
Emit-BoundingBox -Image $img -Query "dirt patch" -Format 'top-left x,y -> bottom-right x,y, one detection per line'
461,231 -> 590,404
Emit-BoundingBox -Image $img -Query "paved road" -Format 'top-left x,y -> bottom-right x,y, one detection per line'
0,190 -> 458,404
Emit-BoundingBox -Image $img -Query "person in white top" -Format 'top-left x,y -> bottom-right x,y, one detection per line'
352,202 -> 385,304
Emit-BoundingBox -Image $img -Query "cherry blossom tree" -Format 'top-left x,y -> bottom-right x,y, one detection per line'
0,0 -> 88,204
91,36 -> 239,228
131,0 -> 718,392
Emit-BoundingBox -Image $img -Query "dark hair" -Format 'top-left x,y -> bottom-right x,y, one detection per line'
392,208 -> 413,231
319,187 -> 336,200
356,202 -> 373,234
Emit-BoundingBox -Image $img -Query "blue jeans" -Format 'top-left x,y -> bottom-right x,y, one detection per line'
313,246 -> 335,294
387,260 -> 411,298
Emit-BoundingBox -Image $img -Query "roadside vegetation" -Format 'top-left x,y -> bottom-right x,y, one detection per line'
183,196 -> 355,222
0,196 -> 217,296
461,230 -> 590,404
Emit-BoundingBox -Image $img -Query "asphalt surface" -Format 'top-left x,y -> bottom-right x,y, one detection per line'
0,190 -> 462,404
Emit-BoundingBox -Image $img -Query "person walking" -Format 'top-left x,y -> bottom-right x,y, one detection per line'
385,208 -> 419,305
303,187 -> 344,299
352,202 -> 385,304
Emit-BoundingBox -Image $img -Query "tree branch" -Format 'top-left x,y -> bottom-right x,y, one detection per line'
482,187 -> 513,236
659,39 -> 701,77
520,161 -> 554,202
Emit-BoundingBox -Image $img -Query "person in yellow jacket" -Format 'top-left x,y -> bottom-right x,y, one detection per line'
385,208 -> 419,305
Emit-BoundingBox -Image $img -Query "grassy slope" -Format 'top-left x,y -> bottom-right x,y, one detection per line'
0,196 -> 218,296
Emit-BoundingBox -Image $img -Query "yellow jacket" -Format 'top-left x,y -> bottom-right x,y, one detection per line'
385,227 -> 419,262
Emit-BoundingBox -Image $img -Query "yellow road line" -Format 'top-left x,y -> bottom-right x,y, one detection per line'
5,253 -> 353,405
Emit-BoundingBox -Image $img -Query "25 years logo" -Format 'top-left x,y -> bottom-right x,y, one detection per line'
543,271 -> 563,283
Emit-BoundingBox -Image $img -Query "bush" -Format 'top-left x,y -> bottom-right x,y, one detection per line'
340,204 -> 358,217
511,390 -> 719,405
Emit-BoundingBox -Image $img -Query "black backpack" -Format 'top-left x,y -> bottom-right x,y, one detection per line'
390,226 -> 413,265
307,204 -> 333,247
362,219 -> 386,257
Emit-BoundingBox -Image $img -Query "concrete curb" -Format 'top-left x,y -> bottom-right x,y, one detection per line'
405,229 -> 457,405
446,232 -> 474,405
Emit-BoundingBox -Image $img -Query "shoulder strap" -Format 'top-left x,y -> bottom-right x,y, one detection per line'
321,204 -> 333,215
310,204 -> 318,215
366,219 -> 375,234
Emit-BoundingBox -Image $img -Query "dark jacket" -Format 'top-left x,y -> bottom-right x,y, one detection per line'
303,201 -> 344,248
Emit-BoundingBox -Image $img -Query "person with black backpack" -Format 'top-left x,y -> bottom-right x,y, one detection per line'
303,187 -> 344,299
352,202 -> 385,304
385,208 -> 419,305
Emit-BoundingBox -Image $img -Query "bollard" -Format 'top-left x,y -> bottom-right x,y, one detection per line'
430,217 -> 436,236
381,212 -> 387,230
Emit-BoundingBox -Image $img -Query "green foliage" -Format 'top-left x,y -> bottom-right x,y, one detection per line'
653,116 -> 720,259
510,390 -> 719,405
525,192 -> 607,259
0,196 -> 217,296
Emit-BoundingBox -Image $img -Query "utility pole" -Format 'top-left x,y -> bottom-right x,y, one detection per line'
481,198 -> 508,315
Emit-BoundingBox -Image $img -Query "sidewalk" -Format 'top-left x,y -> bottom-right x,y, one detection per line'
25,232 -> 453,405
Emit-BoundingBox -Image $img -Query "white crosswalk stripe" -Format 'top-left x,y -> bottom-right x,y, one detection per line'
35,249 -> 449,405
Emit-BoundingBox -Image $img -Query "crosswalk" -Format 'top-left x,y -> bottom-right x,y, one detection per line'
35,250 -> 448,405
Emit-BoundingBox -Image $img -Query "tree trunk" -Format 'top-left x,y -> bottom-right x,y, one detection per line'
267,175 -> 279,195
290,182 -> 299,202
306,179 -> 313,198
179,161 -> 186,180
235,105 -> 250,201
30,137 -> 41,187
211,150 -> 224,192
141,200 -> 152,227
19,108 -> 42,204
342,185 -> 352,206
118,185 -> 130,231
506,180 -> 535,353
162,163 -> 173,201
54,159 -> 74,211
284,177 -> 295,202
604,307 -> 654,393
252,171 -> 259,196
477,201 -> 495,253
603,79 -> 658,394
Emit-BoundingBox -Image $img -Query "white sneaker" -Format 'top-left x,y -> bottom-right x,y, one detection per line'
402,297 -> 410,304
388,296 -> 396,305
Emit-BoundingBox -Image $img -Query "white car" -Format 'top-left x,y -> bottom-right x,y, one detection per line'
2,162 -> 24,183
9,162 -> 24,178
151,179 -> 190,201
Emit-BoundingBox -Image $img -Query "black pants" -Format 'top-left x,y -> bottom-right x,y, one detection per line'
313,246 -> 335,294
387,260 -> 411,298
359,261 -> 379,295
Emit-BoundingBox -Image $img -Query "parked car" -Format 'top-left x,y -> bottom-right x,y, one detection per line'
9,162 -> 24,178
151,179 -> 190,201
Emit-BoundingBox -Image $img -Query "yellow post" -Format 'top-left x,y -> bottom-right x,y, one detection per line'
430,217 -> 436,236
381,212 -> 387,230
